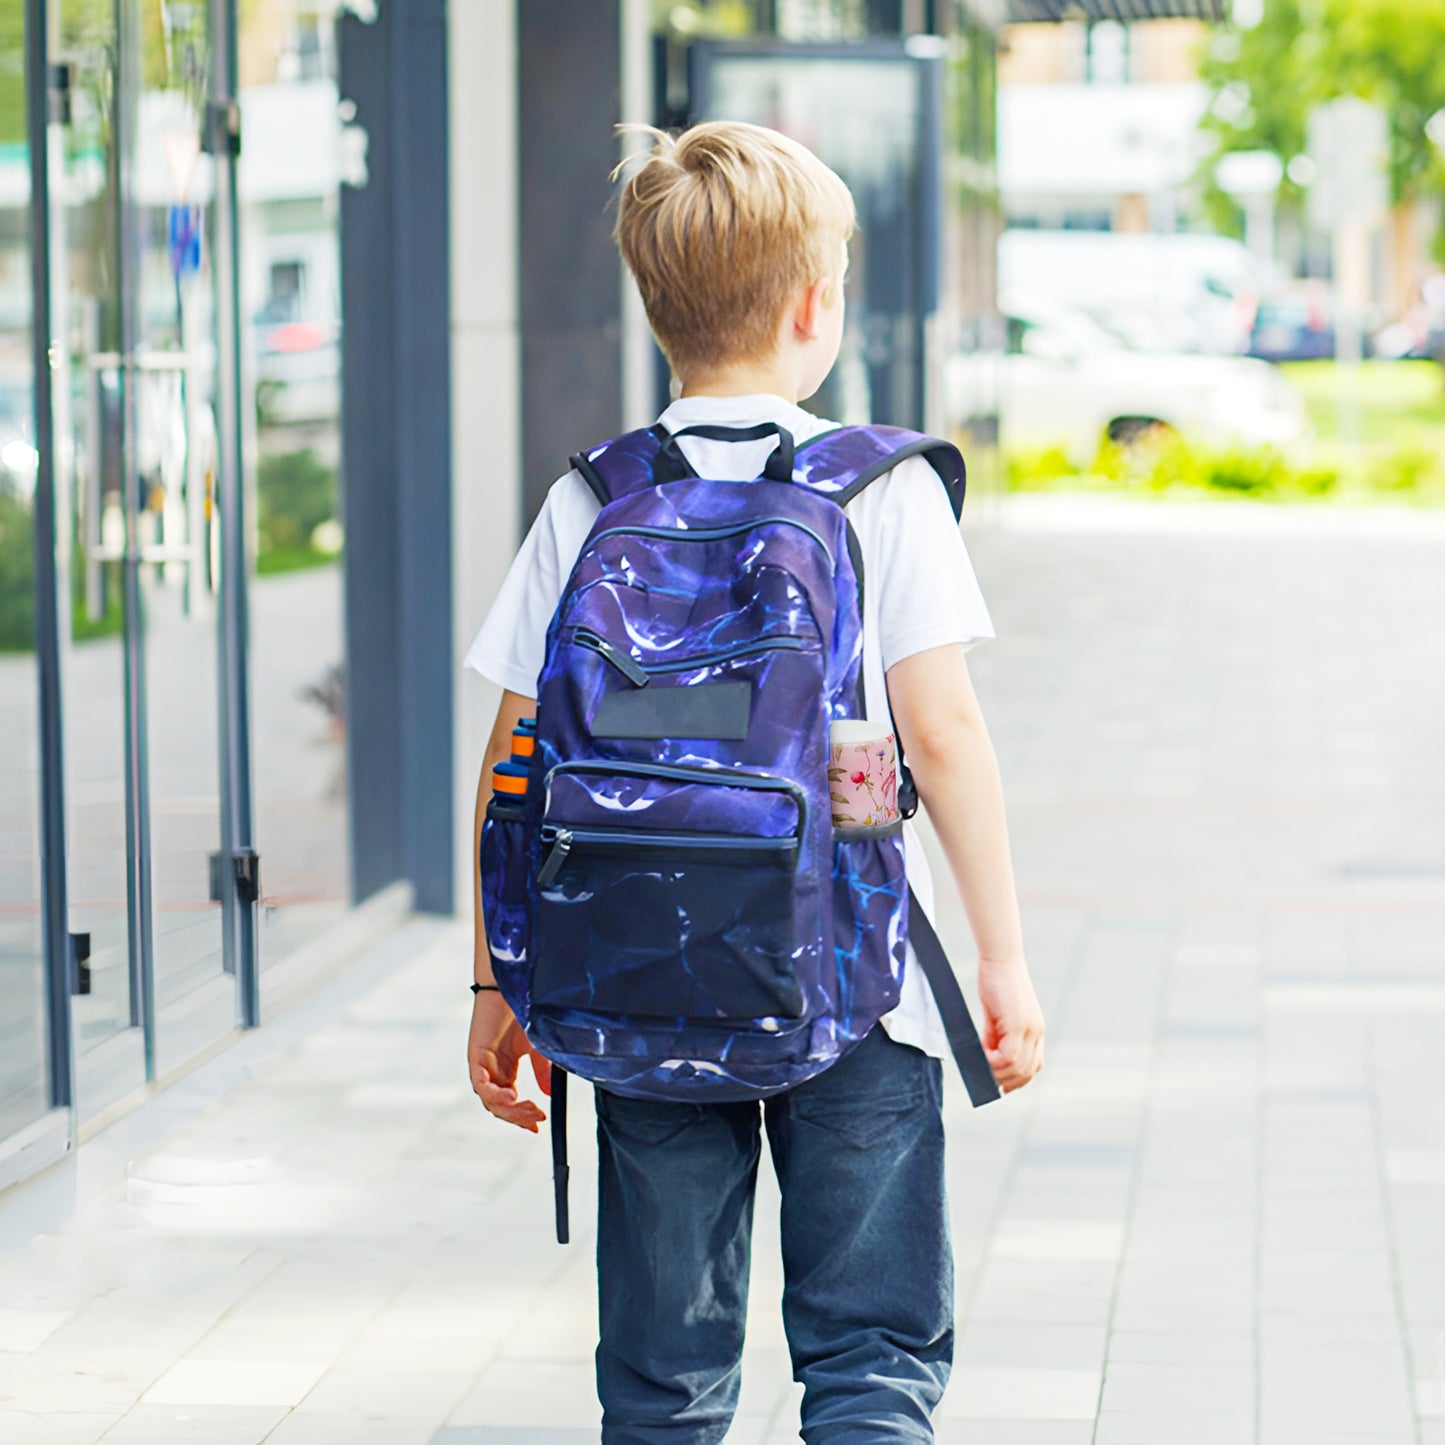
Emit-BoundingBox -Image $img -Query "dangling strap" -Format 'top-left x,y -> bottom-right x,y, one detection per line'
551,1065 -> 570,1244
908,886 -> 1001,1107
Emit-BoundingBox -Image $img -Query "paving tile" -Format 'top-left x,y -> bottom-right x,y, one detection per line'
1095,1414 -> 1253,1445
141,1359 -> 330,1408
98,1404 -> 292,1441
934,1424 -> 1096,1445
447,1362 -> 601,1430
0,1309 -> 73,1353
428,1432 -> 597,1445
1106,1331 -> 1254,1366
266,1418 -> 437,1444
1100,1361 -> 1253,1415
0,1415 -> 120,1445
938,1367 -> 1100,1420
957,1322 -> 1107,1371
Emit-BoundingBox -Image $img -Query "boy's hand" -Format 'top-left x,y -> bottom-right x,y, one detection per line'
468,990 -> 552,1132
978,959 -> 1045,1093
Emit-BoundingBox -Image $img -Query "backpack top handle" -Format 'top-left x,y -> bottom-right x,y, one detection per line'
662,422 -> 797,483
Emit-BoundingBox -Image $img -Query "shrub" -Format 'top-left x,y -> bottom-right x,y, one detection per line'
0,491 -> 36,652
1005,436 -> 1355,503
1005,445 -> 1080,491
258,449 -> 337,556
1365,446 -> 1444,496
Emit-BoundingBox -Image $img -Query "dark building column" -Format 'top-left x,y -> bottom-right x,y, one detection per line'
518,0 -> 625,521
338,1 -> 454,913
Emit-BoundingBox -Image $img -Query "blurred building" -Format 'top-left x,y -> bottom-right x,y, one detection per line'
997,18 -> 1212,233
2,0 -> 1218,1192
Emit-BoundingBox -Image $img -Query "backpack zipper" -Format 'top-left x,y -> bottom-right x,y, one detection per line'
645,634 -> 811,674
538,824 -> 796,887
572,628 -> 812,685
543,760 -> 810,840
573,628 -> 650,687
588,516 -> 833,567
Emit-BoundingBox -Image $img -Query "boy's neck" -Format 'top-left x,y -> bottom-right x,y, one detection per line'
679,360 -> 801,405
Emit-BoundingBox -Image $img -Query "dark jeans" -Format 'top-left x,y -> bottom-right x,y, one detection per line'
595,1027 -> 952,1444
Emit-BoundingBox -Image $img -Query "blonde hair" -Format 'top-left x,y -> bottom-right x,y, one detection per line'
613,121 -> 855,379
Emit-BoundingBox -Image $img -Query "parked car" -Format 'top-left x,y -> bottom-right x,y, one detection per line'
947,295 -> 1308,463
998,230 -> 1266,355
1247,286 -> 1337,363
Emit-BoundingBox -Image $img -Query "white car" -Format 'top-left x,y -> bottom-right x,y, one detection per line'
948,297 -> 1308,463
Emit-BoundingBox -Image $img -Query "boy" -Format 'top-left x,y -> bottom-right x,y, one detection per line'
466,121 -> 1044,1442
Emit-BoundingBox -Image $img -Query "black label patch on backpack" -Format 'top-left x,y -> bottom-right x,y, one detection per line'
593,682 -> 751,740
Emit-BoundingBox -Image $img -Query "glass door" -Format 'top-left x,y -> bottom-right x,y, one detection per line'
51,0 -> 147,1115
126,0 -> 232,1075
48,0 -> 242,1102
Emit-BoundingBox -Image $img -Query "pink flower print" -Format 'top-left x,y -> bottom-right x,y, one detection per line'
881,768 -> 898,814
850,770 -> 867,786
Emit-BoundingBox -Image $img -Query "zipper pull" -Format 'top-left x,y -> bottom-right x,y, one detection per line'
576,629 -> 650,688
538,829 -> 574,888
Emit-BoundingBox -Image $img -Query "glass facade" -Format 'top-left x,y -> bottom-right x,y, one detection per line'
2,0 -> 351,1162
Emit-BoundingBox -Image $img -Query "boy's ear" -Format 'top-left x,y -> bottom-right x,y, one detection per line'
792,276 -> 831,343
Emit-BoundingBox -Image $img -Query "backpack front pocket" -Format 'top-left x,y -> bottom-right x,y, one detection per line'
532,763 -> 807,1025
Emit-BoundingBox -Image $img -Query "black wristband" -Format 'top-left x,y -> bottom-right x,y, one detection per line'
471,982 -> 501,994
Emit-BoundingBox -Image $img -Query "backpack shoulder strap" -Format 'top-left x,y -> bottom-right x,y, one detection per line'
569,425 -> 693,506
793,425 -> 966,520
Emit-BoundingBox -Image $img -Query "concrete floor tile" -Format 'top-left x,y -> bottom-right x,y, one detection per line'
142,1359 -> 330,1408
0,1415 -> 119,1445
939,1367 -> 1101,1420
1095,1414 -> 1253,1445
934,1424 -> 1096,1445
428,1432 -> 596,1445
0,1310 -> 73,1353
447,1362 -> 600,1430
266,1417 -> 436,1445
957,1323 -> 1107,1371
1106,1331 -> 1254,1366
1101,1361 -> 1253,1414
98,1404 -> 291,1441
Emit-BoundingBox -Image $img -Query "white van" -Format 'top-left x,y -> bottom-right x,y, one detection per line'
998,230 -> 1268,354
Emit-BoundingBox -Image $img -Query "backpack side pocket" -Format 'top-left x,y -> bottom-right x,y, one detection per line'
832,829 -> 908,1035
480,799 -> 534,1021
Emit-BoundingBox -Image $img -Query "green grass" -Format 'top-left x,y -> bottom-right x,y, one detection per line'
256,547 -> 338,577
1279,360 -> 1445,451
1006,360 -> 1445,506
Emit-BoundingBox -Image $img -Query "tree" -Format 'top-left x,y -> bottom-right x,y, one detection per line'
1200,0 -> 1445,229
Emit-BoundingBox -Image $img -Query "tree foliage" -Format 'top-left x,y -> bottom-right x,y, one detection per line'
1201,0 -> 1445,219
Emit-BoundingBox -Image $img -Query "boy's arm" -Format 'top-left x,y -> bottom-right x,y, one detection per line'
468,689 -> 552,1132
887,644 -> 1045,1093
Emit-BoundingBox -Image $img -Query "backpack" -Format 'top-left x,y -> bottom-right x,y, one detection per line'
480,421 -> 1000,1235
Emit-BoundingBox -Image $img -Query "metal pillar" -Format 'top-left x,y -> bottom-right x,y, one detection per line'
518,0 -> 625,521
209,0 -> 260,1026
339,0 -> 454,914
115,0 -> 157,1073
25,0 -> 76,1112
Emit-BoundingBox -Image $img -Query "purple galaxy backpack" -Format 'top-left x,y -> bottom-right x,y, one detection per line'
480,421 -> 999,1232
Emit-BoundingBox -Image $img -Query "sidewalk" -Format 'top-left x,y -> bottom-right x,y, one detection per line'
2,497 -> 1443,1444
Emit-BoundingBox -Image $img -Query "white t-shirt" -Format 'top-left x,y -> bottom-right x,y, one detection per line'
464,393 -> 994,1058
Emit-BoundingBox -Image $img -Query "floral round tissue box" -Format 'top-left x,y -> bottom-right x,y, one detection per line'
828,720 -> 900,830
